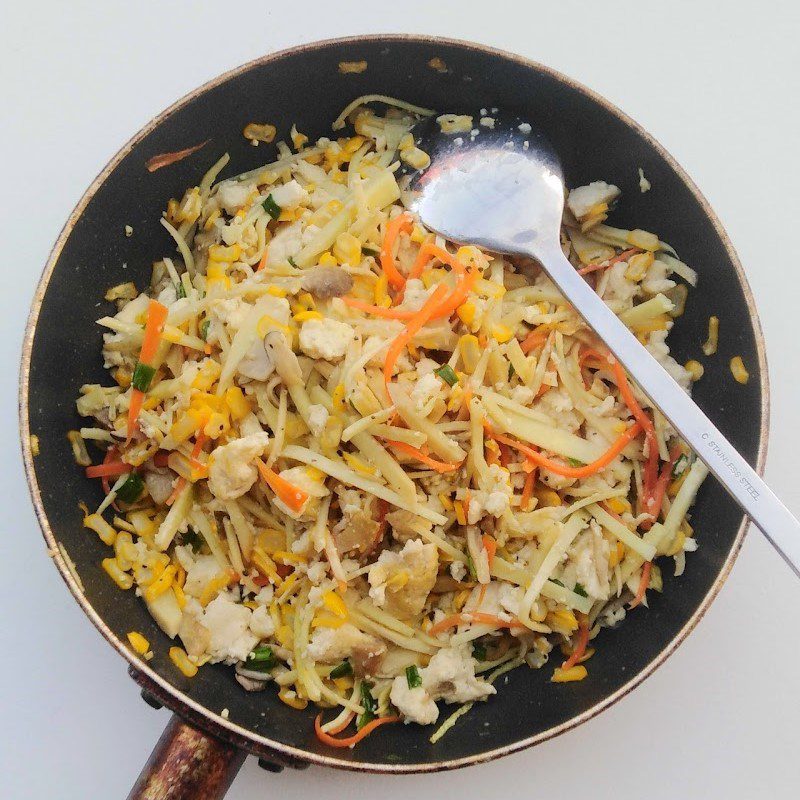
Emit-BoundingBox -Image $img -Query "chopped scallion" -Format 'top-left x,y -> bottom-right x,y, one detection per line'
199,319 -> 211,341
116,472 -> 144,504
573,582 -> 588,598
405,665 -> 422,689
567,457 -> 585,467
472,642 -> 487,661
262,195 -> 282,220
357,681 -> 376,729
672,453 -> 689,478
362,246 -> 380,257
436,364 -> 459,386
246,645 -> 276,671
175,282 -> 187,299
131,362 -> 156,392
329,660 -> 353,679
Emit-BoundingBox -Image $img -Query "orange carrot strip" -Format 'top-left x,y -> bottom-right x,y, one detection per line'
314,714 -> 399,748
562,617 -> 590,670
520,328 -> 550,355
482,535 -> 497,569
640,445 -> 682,531
139,300 -> 169,364
384,440 -> 463,472
256,458 -> 309,513
577,248 -> 641,276
383,284 -> 449,391
126,389 -> 145,443
145,140 -> 210,172
629,561 -> 652,609
322,710 -> 356,736
257,247 -> 269,271
380,213 -> 413,289
487,424 -> 642,479
85,459 -> 131,479
429,612 -> 524,636
126,300 -> 169,442
343,297 -> 414,320
165,477 -> 187,507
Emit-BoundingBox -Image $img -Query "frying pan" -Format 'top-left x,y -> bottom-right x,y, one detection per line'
19,34 -> 768,799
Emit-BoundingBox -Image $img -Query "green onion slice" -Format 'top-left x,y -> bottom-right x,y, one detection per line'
262,195 -> 282,220
405,665 -> 422,689
132,362 -> 156,392
436,364 -> 459,386
329,660 -> 353,679
116,472 -> 144,504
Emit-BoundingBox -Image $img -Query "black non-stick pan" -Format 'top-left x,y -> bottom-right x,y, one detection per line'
19,35 -> 767,799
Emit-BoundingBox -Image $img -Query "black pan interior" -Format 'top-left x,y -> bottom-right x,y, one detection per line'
25,37 -> 763,768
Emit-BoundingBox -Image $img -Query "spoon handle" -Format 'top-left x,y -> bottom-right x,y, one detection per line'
534,244 -> 800,577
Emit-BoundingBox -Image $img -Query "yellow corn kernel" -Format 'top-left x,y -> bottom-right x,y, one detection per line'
84,514 -> 117,546
199,572 -> 231,607
169,646 -> 198,677
608,540 -> 626,568
205,261 -> 231,291
730,356 -> 749,384
454,500 -> 467,526
224,387 -> 251,420
400,146 -> 431,170
256,315 -> 292,338
312,614 -> 347,629
333,232 -> 362,266
438,492 -> 454,511
172,582 -> 187,609
552,665 -> 588,683
191,359 -> 222,391
168,413 -> 200,445
625,251 -> 654,281
549,609 -> 579,632
322,590 -> 348,619
398,132 -> 415,152
605,496 -> 631,516
685,360 -> 704,381
343,452 -> 375,475
113,367 -> 132,388
534,486 -> 562,508
297,291 -> 316,310
102,558 -> 133,590
373,273 -> 391,307
203,411 -> 230,441
276,624 -> 294,649
410,224 -> 427,244
318,251 -> 338,267
452,590 -> 469,613
627,229 -> 659,251
331,384 -> 347,415
459,334 -> 481,374
114,532 -> 137,571
278,688 -> 308,710
290,124 -> 309,150
209,243 -> 242,262
456,302 -> 476,327
266,285 -> 288,298
703,315 -> 719,356
293,310 -> 323,323
145,564 -> 176,602
491,324 -> 514,344
127,631 -> 150,655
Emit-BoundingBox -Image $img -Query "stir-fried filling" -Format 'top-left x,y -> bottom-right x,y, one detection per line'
73,97 -> 707,745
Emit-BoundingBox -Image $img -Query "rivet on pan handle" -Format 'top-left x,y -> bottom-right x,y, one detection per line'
127,714 -> 245,800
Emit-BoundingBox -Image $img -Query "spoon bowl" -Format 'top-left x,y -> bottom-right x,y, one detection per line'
403,108 -> 800,577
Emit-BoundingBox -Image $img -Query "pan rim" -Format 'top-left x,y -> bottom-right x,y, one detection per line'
19,32 -> 770,773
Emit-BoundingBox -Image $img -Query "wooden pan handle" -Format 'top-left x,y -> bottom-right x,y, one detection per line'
127,714 -> 245,800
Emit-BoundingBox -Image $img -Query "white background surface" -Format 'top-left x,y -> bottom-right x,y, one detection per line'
2,1 -> 799,797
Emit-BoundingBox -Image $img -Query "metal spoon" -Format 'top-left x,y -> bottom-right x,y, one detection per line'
401,112 -> 800,576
